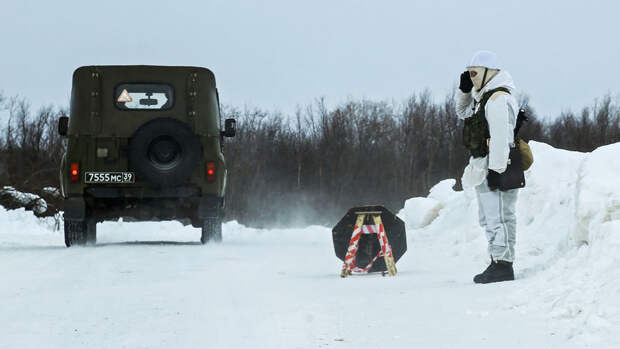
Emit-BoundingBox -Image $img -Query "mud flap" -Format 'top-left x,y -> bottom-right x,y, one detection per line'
197,196 -> 222,219
64,197 -> 86,220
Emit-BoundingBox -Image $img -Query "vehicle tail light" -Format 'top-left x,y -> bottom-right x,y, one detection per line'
70,162 -> 80,183
206,161 -> 216,182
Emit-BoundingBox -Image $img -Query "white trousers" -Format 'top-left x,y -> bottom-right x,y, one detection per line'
475,180 -> 519,262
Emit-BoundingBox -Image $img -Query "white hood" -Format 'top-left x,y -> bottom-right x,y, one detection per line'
467,50 -> 501,70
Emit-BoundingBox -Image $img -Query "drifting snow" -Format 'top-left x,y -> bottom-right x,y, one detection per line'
0,141 -> 618,348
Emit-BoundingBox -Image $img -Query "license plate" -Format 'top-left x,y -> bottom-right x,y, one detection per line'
84,172 -> 135,184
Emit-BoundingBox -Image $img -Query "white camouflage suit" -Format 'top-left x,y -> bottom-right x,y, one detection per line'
456,68 -> 520,263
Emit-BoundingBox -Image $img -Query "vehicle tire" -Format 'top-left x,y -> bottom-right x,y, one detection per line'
86,219 -> 97,245
128,117 -> 202,187
64,219 -> 87,247
128,118 -> 202,187
201,217 -> 222,244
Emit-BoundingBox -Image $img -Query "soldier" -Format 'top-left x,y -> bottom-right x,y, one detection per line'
455,51 -> 520,284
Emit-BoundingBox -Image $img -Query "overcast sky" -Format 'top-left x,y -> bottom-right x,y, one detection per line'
2,0 -> 620,119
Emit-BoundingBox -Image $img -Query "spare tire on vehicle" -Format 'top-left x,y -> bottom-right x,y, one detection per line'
128,117 -> 202,187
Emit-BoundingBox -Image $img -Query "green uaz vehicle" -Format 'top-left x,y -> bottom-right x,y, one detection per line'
58,65 -> 236,247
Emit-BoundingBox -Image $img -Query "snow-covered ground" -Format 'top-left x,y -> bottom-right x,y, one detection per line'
1,141 -> 619,348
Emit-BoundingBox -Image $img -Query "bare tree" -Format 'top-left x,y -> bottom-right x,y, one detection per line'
2,90 -> 619,227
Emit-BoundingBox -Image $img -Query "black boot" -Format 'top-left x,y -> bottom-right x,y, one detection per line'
473,261 -> 495,281
473,260 -> 514,284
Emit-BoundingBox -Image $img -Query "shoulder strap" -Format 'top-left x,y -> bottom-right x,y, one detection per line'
514,109 -> 529,138
473,87 -> 511,112
480,87 -> 510,107
481,88 -> 528,138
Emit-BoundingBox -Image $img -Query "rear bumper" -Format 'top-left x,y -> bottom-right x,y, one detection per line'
84,185 -> 200,199
63,186 -> 223,225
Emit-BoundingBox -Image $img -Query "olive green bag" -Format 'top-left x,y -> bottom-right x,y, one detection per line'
514,107 -> 534,171
516,138 -> 534,170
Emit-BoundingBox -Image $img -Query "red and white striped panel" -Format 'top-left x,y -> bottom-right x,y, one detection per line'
342,224 -> 393,275
376,223 -> 393,258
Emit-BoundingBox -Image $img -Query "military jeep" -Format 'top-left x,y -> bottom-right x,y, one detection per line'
58,65 -> 235,247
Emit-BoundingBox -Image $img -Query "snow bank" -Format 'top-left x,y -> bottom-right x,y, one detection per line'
518,142 -> 620,346
397,179 -> 461,230
0,206 -> 60,246
397,197 -> 441,230
396,141 -> 620,346
0,186 -> 48,214
574,143 -> 620,244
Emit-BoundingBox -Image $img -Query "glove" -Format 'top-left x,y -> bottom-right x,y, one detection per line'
487,169 -> 501,191
459,71 -> 473,93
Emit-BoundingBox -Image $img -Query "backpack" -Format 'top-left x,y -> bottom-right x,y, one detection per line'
514,110 -> 534,171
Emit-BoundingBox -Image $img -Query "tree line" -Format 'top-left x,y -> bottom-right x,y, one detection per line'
0,91 -> 619,227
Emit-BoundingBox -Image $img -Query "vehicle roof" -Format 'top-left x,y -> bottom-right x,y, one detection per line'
69,65 -> 220,137
73,65 -> 216,86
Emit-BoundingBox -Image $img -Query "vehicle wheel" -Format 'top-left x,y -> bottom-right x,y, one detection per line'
86,219 -> 97,245
201,217 -> 222,244
64,219 -> 87,247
